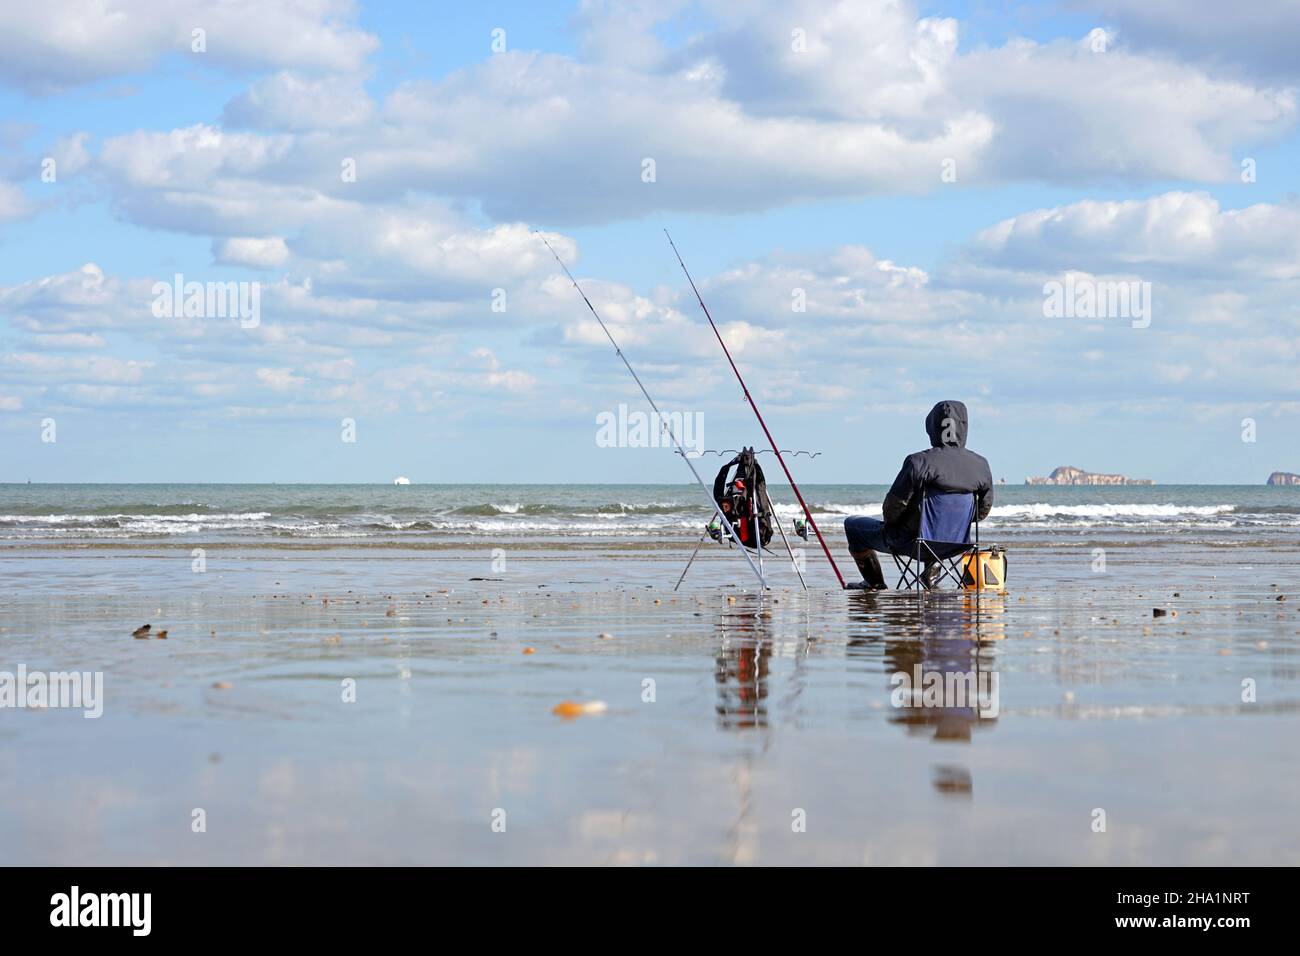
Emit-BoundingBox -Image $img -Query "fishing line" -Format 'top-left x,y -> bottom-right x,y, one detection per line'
664,230 -> 848,589
538,233 -> 767,590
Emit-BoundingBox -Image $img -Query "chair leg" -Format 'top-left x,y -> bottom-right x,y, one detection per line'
935,559 -> 963,588
892,554 -> 920,590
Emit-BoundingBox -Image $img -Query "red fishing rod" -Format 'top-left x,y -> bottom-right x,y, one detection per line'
539,233 -> 768,591
665,231 -> 848,589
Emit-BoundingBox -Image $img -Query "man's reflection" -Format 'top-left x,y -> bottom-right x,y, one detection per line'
849,592 -> 1005,794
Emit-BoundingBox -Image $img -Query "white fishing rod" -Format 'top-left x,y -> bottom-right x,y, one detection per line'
538,234 -> 767,589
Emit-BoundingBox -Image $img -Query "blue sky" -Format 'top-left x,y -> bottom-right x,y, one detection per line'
2,0 -> 1299,484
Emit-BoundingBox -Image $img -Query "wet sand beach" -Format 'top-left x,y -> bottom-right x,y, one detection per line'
2,524 -> 1298,865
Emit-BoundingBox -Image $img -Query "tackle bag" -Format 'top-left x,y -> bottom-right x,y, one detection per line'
710,447 -> 773,550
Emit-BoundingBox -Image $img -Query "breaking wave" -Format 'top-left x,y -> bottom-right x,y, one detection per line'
2,485 -> 1297,542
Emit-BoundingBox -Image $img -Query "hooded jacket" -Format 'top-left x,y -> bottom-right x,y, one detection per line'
881,400 -> 994,536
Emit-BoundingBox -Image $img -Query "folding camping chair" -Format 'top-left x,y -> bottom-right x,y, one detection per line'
892,490 -> 980,591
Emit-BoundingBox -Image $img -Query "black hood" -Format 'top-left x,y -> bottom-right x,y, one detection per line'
925,400 -> 968,448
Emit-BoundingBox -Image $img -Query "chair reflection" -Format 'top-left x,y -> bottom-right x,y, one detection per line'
849,591 -> 1005,794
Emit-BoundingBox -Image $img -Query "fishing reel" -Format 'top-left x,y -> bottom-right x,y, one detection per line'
793,516 -> 810,541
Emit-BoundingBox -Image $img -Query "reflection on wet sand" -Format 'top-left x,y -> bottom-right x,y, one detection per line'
715,636 -> 771,730
854,592 -> 1004,794
711,593 -> 1005,744
3,565 -> 1295,864
713,599 -> 785,730
711,600 -> 794,863
709,591 -> 1008,859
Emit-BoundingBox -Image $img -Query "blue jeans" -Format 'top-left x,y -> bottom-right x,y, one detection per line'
844,516 -> 911,556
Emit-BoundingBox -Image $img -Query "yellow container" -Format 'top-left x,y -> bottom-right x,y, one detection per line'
961,548 -> 1007,590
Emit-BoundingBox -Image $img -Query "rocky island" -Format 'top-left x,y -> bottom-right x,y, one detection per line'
1026,466 -> 1154,486
1267,472 -> 1300,486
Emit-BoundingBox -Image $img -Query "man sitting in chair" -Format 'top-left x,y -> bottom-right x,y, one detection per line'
845,400 -> 993,590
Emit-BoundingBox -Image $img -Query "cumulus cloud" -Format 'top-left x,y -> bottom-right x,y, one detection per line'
0,259 -> 550,423
949,37 -> 1294,185
606,192 -> 1300,410
5,0 -> 1300,459
29,332 -> 108,350
223,72 -> 375,131
214,237 -> 291,269
48,132 -> 92,179
4,352 -> 152,384
0,0 -> 378,94
664,0 -> 962,125
358,1 -> 1286,216
470,347 -> 538,393
6,179 -> 1300,432
97,125 -> 294,192
363,50 -> 992,222
92,127 -> 578,296
961,192 -> 1300,281
256,367 -> 306,391
1081,0 -> 1300,83
56,0 -> 1290,237
0,263 -> 125,325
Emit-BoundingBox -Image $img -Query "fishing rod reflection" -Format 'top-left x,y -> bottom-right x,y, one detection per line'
714,631 -> 772,731
712,599 -> 808,731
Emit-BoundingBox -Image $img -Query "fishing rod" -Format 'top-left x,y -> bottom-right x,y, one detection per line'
538,233 -> 767,590
664,230 -> 848,589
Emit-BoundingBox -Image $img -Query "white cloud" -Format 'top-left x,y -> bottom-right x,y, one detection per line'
93,128 -> 577,293
305,358 -> 355,380
318,3 -> 1286,220
224,72 -> 375,130
0,0 -> 378,94
0,260 -> 550,423
665,1 -> 962,125
470,347 -> 538,393
214,237 -> 291,269
49,132 -> 92,178
5,2 -> 1300,445
4,353 -> 151,384
29,332 -> 108,350
965,191 -> 1300,280
1082,0 -> 1300,83
5,182 -> 1300,431
256,367 -> 306,391
97,125 -> 293,190
950,38 -> 1295,184
369,49 -> 992,222
65,1 -> 1291,235
0,263 -> 122,321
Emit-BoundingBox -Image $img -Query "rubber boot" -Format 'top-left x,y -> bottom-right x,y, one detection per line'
850,550 -> 888,590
